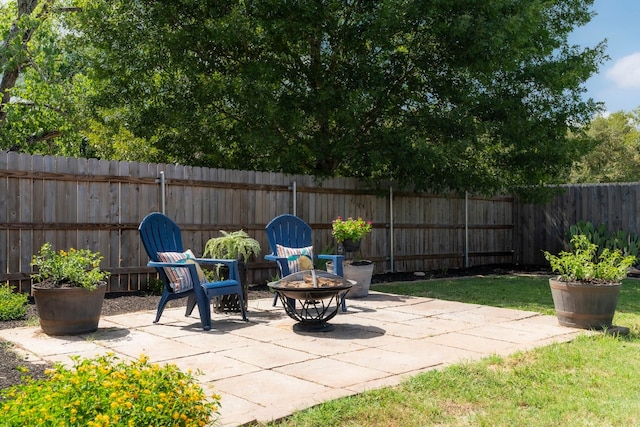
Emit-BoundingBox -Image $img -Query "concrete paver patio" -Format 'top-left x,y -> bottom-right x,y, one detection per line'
0,292 -> 585,426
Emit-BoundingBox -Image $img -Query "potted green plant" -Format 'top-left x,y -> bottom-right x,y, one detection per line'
31,243 -> 111,336
543,234 -> 636,329
331,216 -> 372,252
203,230 -> 261,311
330,216 -> 374,298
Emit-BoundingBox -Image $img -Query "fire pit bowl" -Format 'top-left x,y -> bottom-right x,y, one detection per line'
269,270 -> 353,332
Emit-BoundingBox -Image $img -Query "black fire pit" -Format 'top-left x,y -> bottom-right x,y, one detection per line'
269,270 -> 353,332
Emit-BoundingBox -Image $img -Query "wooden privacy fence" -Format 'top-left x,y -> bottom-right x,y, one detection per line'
0,152 -> 516,294
514,183 -> 640,265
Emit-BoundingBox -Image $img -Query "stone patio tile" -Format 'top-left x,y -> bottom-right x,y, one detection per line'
249,387 -> 351,425
461,324 -> 568,345
136,321 -> 210,338
213,369 -> 330,408
471,305 -> 542,321
270,332 -> 368,356
217,341 -> 319,369
200,382 -> 263,427
0,327 -> 106,357
371,317 -> 465,340
341,346 -> 441,374
351,307 -> 423,323
96,329 -> 207,362
388,299 -> 482,316
274,356 -> 389,388
377,338 -> 481,366
229,321 -> 300,342
46,349 -> 136,368
174,331 -> 256,352
423,331 -> 522,355
434,307 -> 515,325
346,292 -> 420,310
170,352 -> 261,382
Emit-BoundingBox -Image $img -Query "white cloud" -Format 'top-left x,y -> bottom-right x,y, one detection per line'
606,52 -> 640,88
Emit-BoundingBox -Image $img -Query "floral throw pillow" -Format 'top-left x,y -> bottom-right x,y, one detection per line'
157,249 -> 205,293
276,244 -> 314,274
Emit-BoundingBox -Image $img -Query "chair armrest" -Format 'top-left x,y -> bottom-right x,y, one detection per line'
194,258 -> 240,282
265,254 -> 284,262
195,258 -> 237,268
265,254 -> 290,276
148,261 -> 195,268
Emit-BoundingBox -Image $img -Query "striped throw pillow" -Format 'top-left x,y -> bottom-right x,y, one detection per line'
276,244 -> 314,274
157,249 -> 204,293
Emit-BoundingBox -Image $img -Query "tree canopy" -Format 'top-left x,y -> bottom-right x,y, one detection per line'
568,110 -> 640,183
2,0 -> 607,199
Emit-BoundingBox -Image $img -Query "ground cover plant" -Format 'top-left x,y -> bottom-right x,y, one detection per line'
0,353 -> 220,427
259,275 -> 640,426
0,283 -> 28,321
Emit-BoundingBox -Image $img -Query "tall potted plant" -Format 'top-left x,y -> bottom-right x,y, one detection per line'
543,234 -> 636,329
31,243 -> 111,336
330,216 -> 374,298
203,230 -> 261,312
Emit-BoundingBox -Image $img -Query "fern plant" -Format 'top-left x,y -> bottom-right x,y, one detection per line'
203,230 -> 261,262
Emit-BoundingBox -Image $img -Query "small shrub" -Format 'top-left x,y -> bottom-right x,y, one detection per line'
31,243 -> 111,290
568,220 -> 640,258
146,277 -> 164,296
0,353 -> 220,426
544,234 -> 637,283
0,283 -> 28,321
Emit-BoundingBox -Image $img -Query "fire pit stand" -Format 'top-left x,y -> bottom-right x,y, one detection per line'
270,270 -> 353,332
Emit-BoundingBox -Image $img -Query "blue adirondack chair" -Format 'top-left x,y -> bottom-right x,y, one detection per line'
265,214 -> 347,310
139,212 -> 248,331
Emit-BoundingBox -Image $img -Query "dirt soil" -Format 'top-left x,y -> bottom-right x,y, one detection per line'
0,264 -> 548,394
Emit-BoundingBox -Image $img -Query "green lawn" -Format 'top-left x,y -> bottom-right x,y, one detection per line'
258,275 -> 640,426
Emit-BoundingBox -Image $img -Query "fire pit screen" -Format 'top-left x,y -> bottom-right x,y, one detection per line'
269,270 -> 353,332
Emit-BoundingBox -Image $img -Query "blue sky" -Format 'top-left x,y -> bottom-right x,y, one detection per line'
569,0 -> 640,114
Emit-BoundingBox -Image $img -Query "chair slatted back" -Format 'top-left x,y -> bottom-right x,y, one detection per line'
139,212 -> 184,262
265,214 -> 312,253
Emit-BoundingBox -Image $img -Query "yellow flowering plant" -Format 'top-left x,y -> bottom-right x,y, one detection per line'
0,353 -> 220,427
331,216 -> 373,243
31,243 -> 110,290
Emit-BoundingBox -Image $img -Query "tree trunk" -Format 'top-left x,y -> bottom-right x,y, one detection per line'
0,0 -> 44,124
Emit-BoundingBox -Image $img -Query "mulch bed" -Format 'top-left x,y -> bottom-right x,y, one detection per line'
0,264 -> 548,393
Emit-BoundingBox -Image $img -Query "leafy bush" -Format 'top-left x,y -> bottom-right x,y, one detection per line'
544,234 -> 637,283
146,277 -> 164,296
0,283 -> 28,321
568,221 -> 640,258
331,216 -> 372,243
0,353 -> 220,426
31,243 -> 111,290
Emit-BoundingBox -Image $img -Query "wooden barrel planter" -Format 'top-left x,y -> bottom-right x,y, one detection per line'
32,283 -> 107,336
549,279 -> 621,330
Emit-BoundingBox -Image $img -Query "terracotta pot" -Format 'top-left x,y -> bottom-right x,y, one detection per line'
32,282 -> 107,336
549,278 -> 620,330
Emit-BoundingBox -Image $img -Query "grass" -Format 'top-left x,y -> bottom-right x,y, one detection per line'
258,275 -> 640,426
